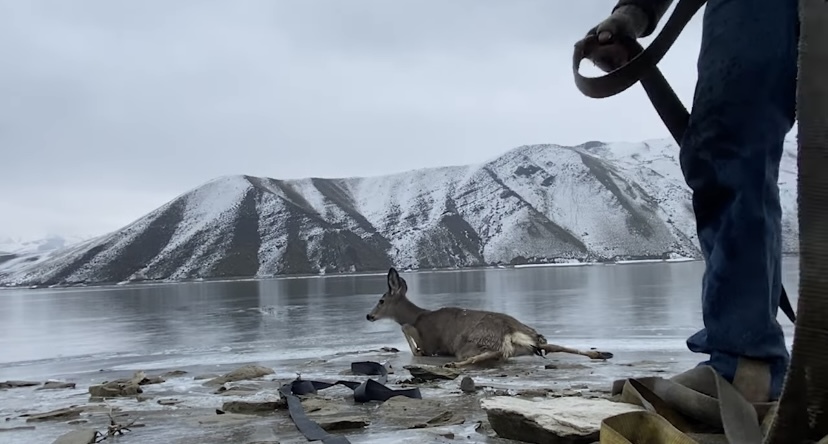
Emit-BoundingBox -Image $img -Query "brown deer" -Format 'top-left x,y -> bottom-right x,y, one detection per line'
366,267 -> 613,368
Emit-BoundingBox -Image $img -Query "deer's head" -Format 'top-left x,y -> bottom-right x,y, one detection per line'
366,267 -> 408,322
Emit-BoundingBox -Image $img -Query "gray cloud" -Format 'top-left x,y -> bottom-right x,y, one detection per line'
0,0 -> 711,239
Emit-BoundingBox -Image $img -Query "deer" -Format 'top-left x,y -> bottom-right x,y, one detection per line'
366,267 -> 614,368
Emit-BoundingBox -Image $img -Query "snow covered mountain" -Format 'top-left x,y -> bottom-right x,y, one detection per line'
0,138 -> 799,287
0,235 -> 87,255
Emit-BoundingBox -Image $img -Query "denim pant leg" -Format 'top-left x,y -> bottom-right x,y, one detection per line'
678,0 -> 798,400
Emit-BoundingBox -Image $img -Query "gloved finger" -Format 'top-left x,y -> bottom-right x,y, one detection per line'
586,43 -> 633,73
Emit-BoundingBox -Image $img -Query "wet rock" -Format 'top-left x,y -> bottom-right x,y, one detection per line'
37,381 -> 76,390
403,364 -> 460,381
315,415 -> 369,431
194,373 -> 219,380
88,371 -> 150,398
203,365 -> 274,387
460,376 -> 476,393
139,375 -> 166,385
157,398 -> 182,406
300,398 -> 369,431
23,406 -> 84,422
380,347 -> 400,353
88,380 -> 142,398
221,400 -> 286,415
409,410 -> 466,429
193,413 -> 256,427
66,419 -> 88,425
377,396 -> 464,429
0,425 -> 36,432
51,429 -> 97,444
0,380 -> 40,389
161,370 -> 188,378
481,396 -> 645,444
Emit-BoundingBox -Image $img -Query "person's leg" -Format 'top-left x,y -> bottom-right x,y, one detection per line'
679,0 -> 799,401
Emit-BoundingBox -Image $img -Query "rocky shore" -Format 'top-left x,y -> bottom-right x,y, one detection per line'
0,348 -> 679,444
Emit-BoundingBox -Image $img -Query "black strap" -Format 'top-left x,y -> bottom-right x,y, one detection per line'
571,0 -> 796,324
278,361 -> 422,443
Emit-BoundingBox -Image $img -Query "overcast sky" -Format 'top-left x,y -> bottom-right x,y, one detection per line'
1,0 -> 713,240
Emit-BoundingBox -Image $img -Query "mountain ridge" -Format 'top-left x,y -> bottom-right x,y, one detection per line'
0,138 -> 799,287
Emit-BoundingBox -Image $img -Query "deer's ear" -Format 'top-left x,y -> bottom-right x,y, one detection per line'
387,267 -> 406,293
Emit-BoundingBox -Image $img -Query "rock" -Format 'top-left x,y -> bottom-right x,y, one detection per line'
37,382 -> 76,390
51,429 -> 97,444
139,375 -> 165,385
460,376 -> 476,393
161,370 -> 188,378
88,381 -> 142,398
298,398 -> 369,431
409,410 -> 466,429
381,347 -> 400,353
214,382 -> 263,396
247,425 -> 280,443
403,365 -> 460,381
480,396 -> 645,444
24,406 -> 84,422
314,415 -> 369,431
0,380 -> 40,389
0,426 -> 36,432
88,371 -> 149,398
193,373 -> 219,380
66,420 -> 88,425
193,413 -> 255,427
221,400 -> 286,415
377,396 -> 464,429
157,398 -> 182,406
203,365 -> 274,387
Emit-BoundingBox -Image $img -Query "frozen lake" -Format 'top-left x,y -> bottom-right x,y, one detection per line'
0,258 -> 800,443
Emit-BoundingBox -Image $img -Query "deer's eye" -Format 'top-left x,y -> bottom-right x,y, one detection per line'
379,299 -> 385,304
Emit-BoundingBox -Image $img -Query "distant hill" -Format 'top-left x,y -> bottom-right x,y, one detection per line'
0,138 -> 799,287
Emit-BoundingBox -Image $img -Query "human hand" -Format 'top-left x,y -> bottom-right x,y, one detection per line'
581,5 -> 649,73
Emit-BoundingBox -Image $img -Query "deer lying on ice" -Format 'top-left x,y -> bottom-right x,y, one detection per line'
366,267 -> 613,368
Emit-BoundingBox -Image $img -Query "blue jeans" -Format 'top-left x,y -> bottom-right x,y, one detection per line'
679,0 -> 799,400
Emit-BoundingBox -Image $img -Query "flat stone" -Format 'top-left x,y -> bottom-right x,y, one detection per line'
88,371 -> 147,398
88,381 -> 141,398
480,396 -> 645,444
192,413 -> 256,427
24,406 -> 85,422
403,364 -> 460,381
377,396 -> 464,429
161,370 -> 188,378
313,414 -> 368,431
221,400 -> 286,415
298,397 -> 369,431
203,365 -> 274,387
157,398 -> 182,406
0,426 -> 36,432
37,382 -> 77,390
0,380 -> 40,389
52,429 -> 97,444
193,373 -> 219,380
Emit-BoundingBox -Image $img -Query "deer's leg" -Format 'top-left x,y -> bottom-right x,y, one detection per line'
540,343 -> 613,360
444,351 -> 502,368
401,324 -> 425,356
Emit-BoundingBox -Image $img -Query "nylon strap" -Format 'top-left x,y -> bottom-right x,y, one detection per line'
278,361 -> 422,443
